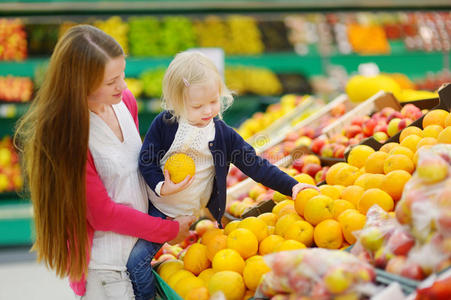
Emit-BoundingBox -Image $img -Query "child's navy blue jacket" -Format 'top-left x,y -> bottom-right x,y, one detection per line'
139,111 -> 299,226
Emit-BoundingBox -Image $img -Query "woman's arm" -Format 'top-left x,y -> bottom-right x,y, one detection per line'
85,151 -> 179,244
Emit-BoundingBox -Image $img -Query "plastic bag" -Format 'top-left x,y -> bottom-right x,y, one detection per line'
257,248 -> 378,299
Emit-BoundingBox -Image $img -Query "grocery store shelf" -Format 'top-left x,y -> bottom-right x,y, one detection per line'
1,0 -> 450,15
1,50 -> 450,79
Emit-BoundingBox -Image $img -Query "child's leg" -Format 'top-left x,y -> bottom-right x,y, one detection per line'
126,239 -> 162,300
127,201 -> 167,300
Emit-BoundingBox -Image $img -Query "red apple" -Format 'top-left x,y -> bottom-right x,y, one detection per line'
179,231 -> 199,249
310,138 -> 327,154
284,131 -> 299,142
362,119 -> 377,137
194,219 -> 216,236
386,229 -> 415,256
381,107 -> 396,118
315,167 -> 329,183
331,102 -> 346,117
374,247 -> 394,268
401,104 -> 422,120
400,262 -> 425,280
302,163 -> 322,178
345,125 -> 362,139
385,255 -> 407,275
292,158 -> 305,172
387,111 -> 403,122
332,144 -> 347,158
320,144 -> 334,158
351,115 -> 370,127
374,122 -> 388,134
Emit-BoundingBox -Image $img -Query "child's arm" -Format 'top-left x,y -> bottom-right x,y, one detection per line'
229,127 -> 317,198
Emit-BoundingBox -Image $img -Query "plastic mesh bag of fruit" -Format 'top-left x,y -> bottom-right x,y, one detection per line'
256,248 -> 379,299
395,144 -> 451,241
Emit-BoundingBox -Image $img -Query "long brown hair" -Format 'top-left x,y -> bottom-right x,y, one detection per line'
15,25 -> 124,280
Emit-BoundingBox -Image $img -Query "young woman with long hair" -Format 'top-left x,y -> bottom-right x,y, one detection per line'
15,24 -> 194,299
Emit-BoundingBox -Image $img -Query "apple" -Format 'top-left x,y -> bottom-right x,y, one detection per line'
302,154 -> 321,165
249,184 -> 266,200
386,229 -> 415,256
385,255 -> 407,275
155,253 -> 177,265
387,111 -> 403,123
315,167 -> 329,183
295,136 -> 312,147
360,227 -> 385,252
320,144 -> 334,158
381,107 -> 396,118
401,104 -> 422,120
324,267 -> 353,294
332,144 -> 347,158
345,125 -> 362,139
362,119 -> 377,136
256,190 -> 274,203
373,131 -> 388,143
400,262 -> 425,280
292,158 -> 305,172
374,123 -> 388,134
331,102 -> 346,117
194,219 -> 216,236
302,127 -> 316,139
374,246 -> 394,268
416,156 -> 448,183
416,276 -> 451,299
302,163 -> 322,178
310,138 -> 327,154
163,244 -> 183,257
179,231 -> 199,249
284,131 -> 299,142
282,141 -> 297,155
177,248 -> 188,260
387,118 -> 402,137
397,118 -> 412,132
351,115 -> 370,127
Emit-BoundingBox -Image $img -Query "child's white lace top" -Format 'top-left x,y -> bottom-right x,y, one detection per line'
149,117 -> 216,217
88,101 -> 148,270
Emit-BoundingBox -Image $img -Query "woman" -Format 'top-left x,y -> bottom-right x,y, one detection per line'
15,24 -> 193,299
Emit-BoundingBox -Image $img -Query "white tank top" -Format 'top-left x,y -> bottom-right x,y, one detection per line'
88,101 -> 148,270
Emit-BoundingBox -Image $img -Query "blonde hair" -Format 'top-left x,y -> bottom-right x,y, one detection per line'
14,24 -> 124,281
162,51 -> 233,120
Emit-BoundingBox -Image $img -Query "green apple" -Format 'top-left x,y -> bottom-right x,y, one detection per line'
360,227 -> 384,252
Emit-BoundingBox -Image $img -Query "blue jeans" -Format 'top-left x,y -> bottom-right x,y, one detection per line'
126,202 -> 167,300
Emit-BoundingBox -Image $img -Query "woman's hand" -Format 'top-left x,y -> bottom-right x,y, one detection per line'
169,215 -> 196,245
292,182 -> 320,200
160,170 -> 195,196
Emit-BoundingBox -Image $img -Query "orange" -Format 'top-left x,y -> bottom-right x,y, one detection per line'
332,199 -> 355,219
399,126 -> 423,142
445,112 -> 451,127
224,220 -> 241,235
384,154 -> 414,174
389,145 -> 414,159
348,145 -> 375,168
243,256 -> 271,291
329,164 -> 361,186
294,173 -> 316,185
422,109 -> 449,128
337,209 -> 366,244
174,276 -> 205,299
283,220 -> 314,247
272,200 -> 294,215
227,228 -> 258,259
380,170 -> 411,201
354,173 -> 385,190
259,234 -> 285,255
304,195 -> 334,226
319,185 -> 342,200
198,268 -> 215,285
400,134 -> 422,152
205,234 -> 228,261
416,137 -> 438,150
294,188 -> 320,216
157,259 -> 184,282
437,126 -> 451,144
358,188 -> 394,214
167,269 -> 195,289
340,185 -> 365,206
364,151 -> 388,174
208,271 -> 245,300
238,216 -> 269,242
212,248 -> 245,274
201,228 -> 224,245
257,212 -> 277,227
313,219 -> 343,249
423,125 -> 443,138
185,286 -> 209,300
183,243 -> 211,275
276,204 -> 298,218
325,162 -> 349,185
164,153 -> 195,183
274,213 -> 303,236
380,142 -> 400,153
275,239 -> 306,252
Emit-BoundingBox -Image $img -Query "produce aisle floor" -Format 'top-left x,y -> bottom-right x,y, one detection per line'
0,246 -> 74,299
